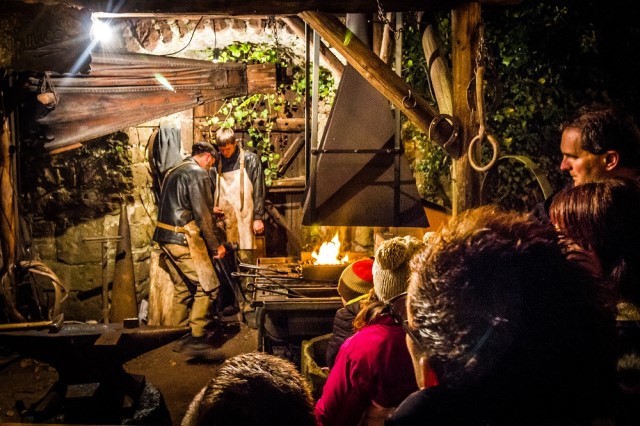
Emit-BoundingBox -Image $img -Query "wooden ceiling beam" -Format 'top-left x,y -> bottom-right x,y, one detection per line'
300,11 -> 457,156
281,16 -> 345,79
9,0 -> 521,16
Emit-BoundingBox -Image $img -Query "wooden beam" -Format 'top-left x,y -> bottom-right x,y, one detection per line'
0,118 -> 16,271
8,0 -> 521,16
300,11 -> 458,156
251,118 -> 305,133
281,16 -> 345,78
247,63 -> 277,95
277,134 -> 305,175
269,176 -> 306,190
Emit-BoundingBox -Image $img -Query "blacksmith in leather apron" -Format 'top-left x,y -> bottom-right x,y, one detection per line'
153,142 -> 226,338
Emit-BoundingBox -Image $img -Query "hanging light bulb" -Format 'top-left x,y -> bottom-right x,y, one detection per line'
91,18 -> 113,43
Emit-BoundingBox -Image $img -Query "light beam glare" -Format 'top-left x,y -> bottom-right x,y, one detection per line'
154,74 -> 176,92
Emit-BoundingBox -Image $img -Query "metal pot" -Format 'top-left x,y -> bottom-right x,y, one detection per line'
301,264 -> 348,282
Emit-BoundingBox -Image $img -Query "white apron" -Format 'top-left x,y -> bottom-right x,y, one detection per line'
216,148 -> 255,250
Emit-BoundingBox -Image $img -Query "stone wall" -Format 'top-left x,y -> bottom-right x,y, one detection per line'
23,111 -> 192,322
19,16 -> 342,322
114,17 -> 306,62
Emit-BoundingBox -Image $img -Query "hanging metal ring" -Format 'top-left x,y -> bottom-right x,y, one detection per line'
468,133 -> 500,172
402,90 -> 417,109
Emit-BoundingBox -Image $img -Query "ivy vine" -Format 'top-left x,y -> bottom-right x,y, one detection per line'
200,3 -> 638,207
202,41 -> 335,186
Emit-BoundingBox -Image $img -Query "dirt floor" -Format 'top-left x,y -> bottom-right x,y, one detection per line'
0,316 -> 258,425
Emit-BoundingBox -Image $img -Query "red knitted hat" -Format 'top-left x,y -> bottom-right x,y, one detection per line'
337,258 -> 374,304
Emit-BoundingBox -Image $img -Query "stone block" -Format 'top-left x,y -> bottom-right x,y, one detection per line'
46,260 -> 103,293
56,217 -> 118,265
32,237 -> 57,260
131,163 -> 151,188
159,21 -> 173,43
134,258 -> 150,285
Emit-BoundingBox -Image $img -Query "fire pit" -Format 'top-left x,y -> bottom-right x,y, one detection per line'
299,231 -> 353,282
240,258 -> 343,363
300,264 -> 347,282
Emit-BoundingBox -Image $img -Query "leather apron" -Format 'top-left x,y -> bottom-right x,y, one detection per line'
182,221 -> 219,293
216,148 -> 255,250
158,161 -> 218,293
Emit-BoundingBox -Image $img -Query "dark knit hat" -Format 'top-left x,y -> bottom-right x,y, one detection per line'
337,258 -> 374,304
373,236 -> 424,303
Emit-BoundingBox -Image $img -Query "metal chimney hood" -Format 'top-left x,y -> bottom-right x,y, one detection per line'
302,65 -> 429,228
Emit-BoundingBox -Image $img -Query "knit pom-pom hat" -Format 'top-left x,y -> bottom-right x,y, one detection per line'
373,235 -> 424,302
337,258 -> 374,304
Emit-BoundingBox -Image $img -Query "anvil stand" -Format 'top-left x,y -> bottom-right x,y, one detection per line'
0,321 -> 189,424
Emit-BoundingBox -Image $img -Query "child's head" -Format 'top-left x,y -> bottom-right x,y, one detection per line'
337,258 -> 374,305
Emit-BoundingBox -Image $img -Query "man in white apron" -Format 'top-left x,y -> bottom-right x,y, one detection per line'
212,127 -> 266,314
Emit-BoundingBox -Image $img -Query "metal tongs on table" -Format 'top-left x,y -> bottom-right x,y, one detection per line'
237,263 -> 298,275
233,263 -> 307,298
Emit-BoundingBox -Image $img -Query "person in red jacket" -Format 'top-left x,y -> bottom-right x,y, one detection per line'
315,236 -> 423,426
325,258 -> 374,369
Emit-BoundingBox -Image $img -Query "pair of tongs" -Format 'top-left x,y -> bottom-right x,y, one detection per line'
238,263 -> 298,277
235,263 -> 307,298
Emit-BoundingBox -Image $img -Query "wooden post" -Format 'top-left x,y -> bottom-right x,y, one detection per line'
450,2 -> 482,215
0,117 -> 16,272
422,25 -> 453,115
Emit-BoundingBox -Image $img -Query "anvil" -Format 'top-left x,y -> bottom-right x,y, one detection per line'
0,322 -> 188,423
